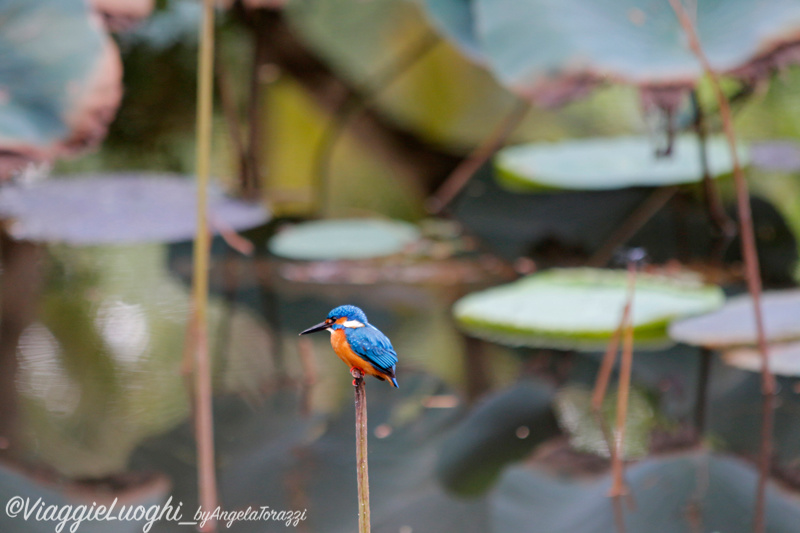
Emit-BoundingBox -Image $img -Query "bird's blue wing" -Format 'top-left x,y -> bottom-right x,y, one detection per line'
346,325 -> 398,371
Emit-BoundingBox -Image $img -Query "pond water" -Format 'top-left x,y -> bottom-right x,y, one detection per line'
1,168 -> 800,532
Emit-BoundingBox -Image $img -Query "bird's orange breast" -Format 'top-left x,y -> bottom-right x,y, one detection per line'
330,328 -> 384,380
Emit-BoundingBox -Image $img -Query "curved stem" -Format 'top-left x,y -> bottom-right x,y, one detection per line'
427,99 -> 529,214
669,3 -> 774,532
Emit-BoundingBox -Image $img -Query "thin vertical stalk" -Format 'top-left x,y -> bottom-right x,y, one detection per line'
608,263 -> 637,533
351,368 -> 371,533
193,0 -> 218,530
669,3 -> 774,532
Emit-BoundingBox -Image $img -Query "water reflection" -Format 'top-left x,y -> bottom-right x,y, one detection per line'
17,323 -> 80,417
95,300 -> 150,365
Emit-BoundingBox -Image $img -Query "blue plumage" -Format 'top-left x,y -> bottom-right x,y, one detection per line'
346,325 -> 399,374
302,304 -> 399,387
327,304 -> 368,324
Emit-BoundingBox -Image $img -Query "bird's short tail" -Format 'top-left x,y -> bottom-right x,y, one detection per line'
391,377 -> 399,388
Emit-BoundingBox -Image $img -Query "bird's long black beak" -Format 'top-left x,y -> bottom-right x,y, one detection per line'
299,321 -> 329,335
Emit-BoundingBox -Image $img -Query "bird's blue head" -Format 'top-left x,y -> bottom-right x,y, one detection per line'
326,305 -> 368,324
299,304 -> 369,336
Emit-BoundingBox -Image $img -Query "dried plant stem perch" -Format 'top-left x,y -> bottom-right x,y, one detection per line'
192,0 -> 219,530
669,2 -> 774,532
351,368 -> 371,533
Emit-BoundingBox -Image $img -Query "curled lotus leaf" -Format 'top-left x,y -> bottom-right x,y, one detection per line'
424,0 -> 800,106
0,0 -> 123,178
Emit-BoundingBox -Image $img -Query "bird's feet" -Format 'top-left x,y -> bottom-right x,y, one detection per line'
350,367 -> 364,386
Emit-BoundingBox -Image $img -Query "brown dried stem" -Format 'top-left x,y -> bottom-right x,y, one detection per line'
351,368 -> 371,533
193,0 -> 219,530
611,263 -> 638,533
427,99 -> 529,214
669,2 -> 774,532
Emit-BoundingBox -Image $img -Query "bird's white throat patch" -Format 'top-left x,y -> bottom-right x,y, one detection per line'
342,320 -> 366,328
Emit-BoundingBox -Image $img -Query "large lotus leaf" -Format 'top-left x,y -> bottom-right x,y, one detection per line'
0,0 -> 122,177
424,0 -> 800,104
492,450 -> 800,532
436,379 -> 560,497
495,135 -> 748,192
669,289 -> 800,348
0,173 -> 269,244
269,218 -> 420,261
453,268 -> 724,350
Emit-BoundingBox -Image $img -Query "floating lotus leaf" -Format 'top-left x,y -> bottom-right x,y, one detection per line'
269,218 -> 420,261
453,268 -> 724,350
492,450 -> 800,532
669,289 -> 800,348
723,341 -> 800,376
0,173 -> 269,245
495,135 -> 747,192
554,384 -> 655,459
424,0 -> 800,105
0,0 -> 122,178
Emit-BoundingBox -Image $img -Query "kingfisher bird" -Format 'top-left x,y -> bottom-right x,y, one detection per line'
300,305 -> 399,387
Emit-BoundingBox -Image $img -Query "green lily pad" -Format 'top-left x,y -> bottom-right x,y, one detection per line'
723,341 -> 800,377
453,268 -> 724,350
424,0 -> 800,105
269,218 -> 420,261
495,135 -> 748,192
554,384 -> 656,459
669,289 -> 800,349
